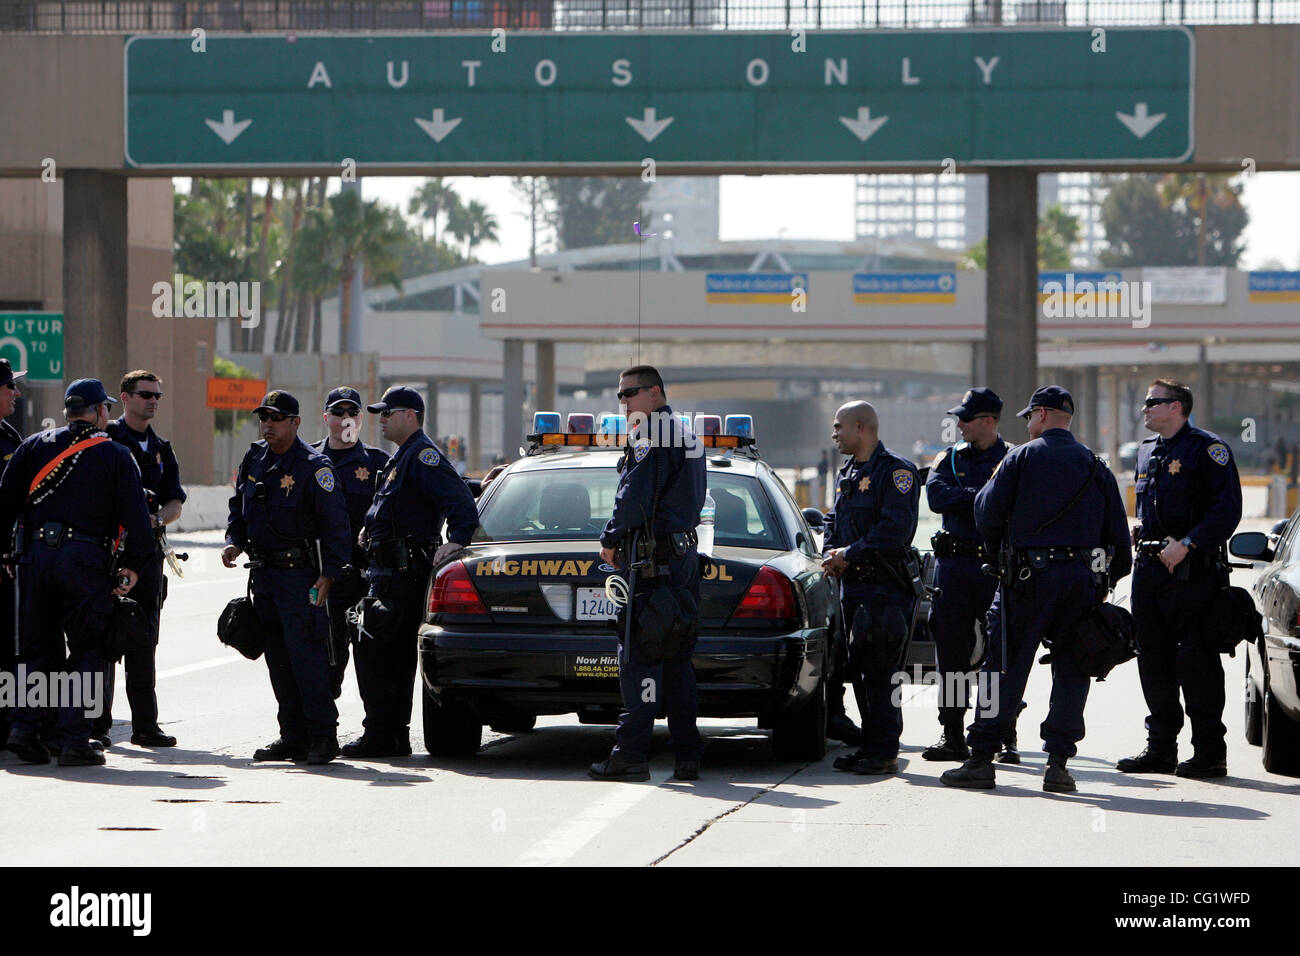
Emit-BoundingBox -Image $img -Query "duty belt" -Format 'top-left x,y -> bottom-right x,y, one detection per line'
246,546 -> 313,571
367,537 -> 437,572
931,530 -> 986,560
1014,546 -> 1094,564
30,522 -> 113,551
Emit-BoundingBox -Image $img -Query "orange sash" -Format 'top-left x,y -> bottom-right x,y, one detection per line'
28,435 -> 111,495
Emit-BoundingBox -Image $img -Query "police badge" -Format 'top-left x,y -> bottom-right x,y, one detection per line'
419,447 -> 441,467
892,469 -> 914,494
1207,443 -> 1230,466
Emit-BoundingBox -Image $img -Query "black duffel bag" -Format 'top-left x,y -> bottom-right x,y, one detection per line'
624,584 -> 699,664
1204,585 -> 1263,656
218,589 -> 268,661
1062,602 -> 1136,680
103,596 -> 148,663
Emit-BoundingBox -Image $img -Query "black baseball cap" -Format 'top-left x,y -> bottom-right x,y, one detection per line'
0,358 -> 26,388
947,387 -> 1003,421
64,378 -> 116,410
367,385 -> 424,415
325,386 -> 363,411
1016,385 -> 1075,419
253,389 -> 300,416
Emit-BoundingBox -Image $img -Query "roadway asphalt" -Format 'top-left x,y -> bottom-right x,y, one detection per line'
2,528 -> 1297,867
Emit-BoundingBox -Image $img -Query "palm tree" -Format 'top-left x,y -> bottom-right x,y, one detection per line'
1157,173 -> 1244,266
408,178 -> 462,253
292,189 -> 404,351
448,199 -> 500,262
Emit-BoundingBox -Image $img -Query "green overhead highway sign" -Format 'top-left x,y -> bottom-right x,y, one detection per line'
124,28 -> 1193,169
0,312 -> 64,382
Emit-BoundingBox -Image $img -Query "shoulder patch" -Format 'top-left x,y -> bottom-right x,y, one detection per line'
931,451 -> 946,468
892,469 -> 914,495
633,440 -> 650,463
315,467 -> 335,492
419,447 -> 440,467
1207,442 -> 1230,466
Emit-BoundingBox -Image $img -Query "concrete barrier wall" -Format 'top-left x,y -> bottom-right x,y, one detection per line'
173,484 -> 232,533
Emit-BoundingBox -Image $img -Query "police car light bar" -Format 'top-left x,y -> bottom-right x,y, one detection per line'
532,411 -> 561,434
567,413 -> 595,434
724,414 -> 754,439
694,414 -> 722,436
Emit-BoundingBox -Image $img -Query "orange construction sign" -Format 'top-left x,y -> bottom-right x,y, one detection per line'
206,377 -> 267,411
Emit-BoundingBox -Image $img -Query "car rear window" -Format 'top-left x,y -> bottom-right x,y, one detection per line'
472,465 -> 783,549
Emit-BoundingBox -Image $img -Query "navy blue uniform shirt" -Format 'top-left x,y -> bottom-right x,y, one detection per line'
311,438 -> 391,539
825,442 -> 920,561
926,437 -> 1011,541
225,436 -> 350,578
1134,422 -> 1242,550
600,405 -> 707,549
0,421 -> 153,570
363,430 -> 478,548
108,418 -> 186,548
975,427 -> 1132,582
0,419 -> 21,469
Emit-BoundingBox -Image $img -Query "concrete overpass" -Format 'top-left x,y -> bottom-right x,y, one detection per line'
2,13 -> 1299,461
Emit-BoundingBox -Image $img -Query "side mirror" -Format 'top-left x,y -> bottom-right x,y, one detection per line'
801,507 -> 825,530
1229,531 -> 1274,562
1270,519 -> 1289,538
464,478 -> 483,499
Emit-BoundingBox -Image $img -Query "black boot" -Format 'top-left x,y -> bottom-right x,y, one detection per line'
998,701 -> 1027,764
1116,744 -> 1177,774
341,733 -> 406,758
253,738 -> 309,761
826,685 -> 862,746
1043,754 -> 1076,793
588,753 -> 650,781
1175,753 -> 1227,778
6,731 -> 50,765
307,735 -> 341,765
922,726 -> 970,762
940,752 -> 996,789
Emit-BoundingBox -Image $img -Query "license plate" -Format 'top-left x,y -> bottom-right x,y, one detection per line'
575,587 -> 618,622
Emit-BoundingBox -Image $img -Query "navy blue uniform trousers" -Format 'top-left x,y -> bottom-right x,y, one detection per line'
1130,557 -> 1226,758
612,551 -> 703,763
968,562 -> 1097,758
325,566 -> 367,699
10,541 -> 113,748
357,558 -> 431,740
95,554 -> 165,735
842,579 -> 912,760
930,555 -> 997,727
252,567 -> 337,741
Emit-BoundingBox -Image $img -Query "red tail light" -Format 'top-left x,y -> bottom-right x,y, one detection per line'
429,562 -> 487,615
732,566 -> 797,620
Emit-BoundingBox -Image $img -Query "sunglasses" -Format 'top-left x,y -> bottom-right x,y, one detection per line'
1020,407 -> 1043,421
1143,397 -> 1177,408
1,382 -> 18,391
131,390 -> 163,400
616,385 -> 646,401
380,408 -> 409,419
257,411 -> 291,423
329,406 -> 361,417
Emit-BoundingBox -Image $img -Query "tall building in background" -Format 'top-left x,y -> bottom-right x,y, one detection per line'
855,172 -> 1109,266
645,178 -> 721,243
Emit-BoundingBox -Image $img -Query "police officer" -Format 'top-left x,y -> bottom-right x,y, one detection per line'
92,370 -> 185,748
0,357 -> 25,749
0,379 -> 152,766
590,365 -> 707,781
823,401 -> 920,776
350,386 -> 478,758
1118,379 -> 1242,778
310,386 -> 390,699
942,386 -> 1131,793
924,387 -> 1024,763
222,390 -> 350,765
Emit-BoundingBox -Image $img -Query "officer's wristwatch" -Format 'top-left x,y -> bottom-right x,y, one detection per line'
1179,536 -> 1194,549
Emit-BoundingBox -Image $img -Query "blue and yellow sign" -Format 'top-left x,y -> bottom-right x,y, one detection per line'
706,273 -> 806,305
853,273 -> 956,305
1248,271 -> 1300,303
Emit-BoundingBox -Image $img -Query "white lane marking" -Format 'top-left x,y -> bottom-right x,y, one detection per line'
113,655 -> 242,690
515,768 -> 673,867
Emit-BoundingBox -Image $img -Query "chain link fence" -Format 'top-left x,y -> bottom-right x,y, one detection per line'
0,0 -> 1297,32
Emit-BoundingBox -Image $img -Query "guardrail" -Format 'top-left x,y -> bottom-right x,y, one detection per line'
0,0 -> 1296,33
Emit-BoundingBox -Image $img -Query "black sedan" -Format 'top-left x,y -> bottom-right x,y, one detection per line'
1230,517 -> 1300,775
418,439 -> 839,760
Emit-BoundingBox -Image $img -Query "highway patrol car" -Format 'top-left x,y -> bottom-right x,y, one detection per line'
418,413 -> 839,760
